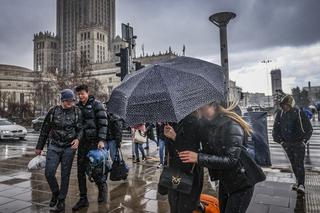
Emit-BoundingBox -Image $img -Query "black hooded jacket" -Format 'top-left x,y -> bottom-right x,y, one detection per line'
77,95 -> 108,144
272,107 -> 313,144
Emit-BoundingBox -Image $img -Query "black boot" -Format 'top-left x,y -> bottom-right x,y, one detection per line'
49,192 -> 59,208
98,183 -> 107,203
72,197 -> 89,211
52,199 -> 65,212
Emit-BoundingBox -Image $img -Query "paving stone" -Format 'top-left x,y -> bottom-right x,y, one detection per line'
0,200 -> 32,213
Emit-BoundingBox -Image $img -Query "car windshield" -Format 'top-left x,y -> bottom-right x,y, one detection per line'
0,120 -> 13,126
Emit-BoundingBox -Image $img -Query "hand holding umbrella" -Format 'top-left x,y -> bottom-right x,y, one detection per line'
164,124 -> 176,141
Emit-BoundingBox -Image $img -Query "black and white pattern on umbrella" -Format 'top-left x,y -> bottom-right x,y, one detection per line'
107,56 -> 225,125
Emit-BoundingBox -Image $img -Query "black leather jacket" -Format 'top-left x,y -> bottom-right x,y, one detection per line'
77,95 -> 108,144
198,114 -> 260,194
36,105 -> 83,150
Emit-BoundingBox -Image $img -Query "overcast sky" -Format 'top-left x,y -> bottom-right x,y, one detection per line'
0,0 -> 319,94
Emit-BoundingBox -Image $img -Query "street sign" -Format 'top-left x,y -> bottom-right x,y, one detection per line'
121,23 -> 133,42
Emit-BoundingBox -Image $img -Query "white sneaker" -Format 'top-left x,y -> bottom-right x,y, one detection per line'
297,185 -> 305,194
292,183 -> 298,191
157,164 -> 163,169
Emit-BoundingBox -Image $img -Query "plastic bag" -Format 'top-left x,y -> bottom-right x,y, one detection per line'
28,155 -> 46,170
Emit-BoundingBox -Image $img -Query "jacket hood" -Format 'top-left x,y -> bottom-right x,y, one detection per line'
280,95 -> 295,108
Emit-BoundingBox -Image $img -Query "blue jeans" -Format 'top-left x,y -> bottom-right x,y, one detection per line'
106,140 -> 118,161
135,143 -> 145,160
159,139 -> 166,164
45,144 -> 76,200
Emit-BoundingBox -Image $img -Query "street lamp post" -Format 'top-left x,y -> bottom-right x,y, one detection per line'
261,59 -> 272,107
209,12 -> 236,104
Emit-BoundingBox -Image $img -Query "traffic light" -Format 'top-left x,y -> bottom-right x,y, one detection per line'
133,61 -> 145,71
115,48 -> 129,81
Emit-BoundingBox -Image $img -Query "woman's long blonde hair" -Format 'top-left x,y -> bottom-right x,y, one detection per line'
216,102 -> 253,136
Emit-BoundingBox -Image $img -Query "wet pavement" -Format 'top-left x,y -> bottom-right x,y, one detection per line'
0,120 -> 319,212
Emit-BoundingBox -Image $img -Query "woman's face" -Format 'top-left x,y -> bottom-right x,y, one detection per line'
199,104 -> 217,120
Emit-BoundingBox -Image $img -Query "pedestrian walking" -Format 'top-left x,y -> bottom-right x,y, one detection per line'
273,95 -> 313,194
156,122 -> 168,168
72,85 -> 108,211
144,122 -> 156,149
132,124 -> 147,163
162,112 -> 203,213
178,103 -> 265,213
35,89 -> 83,212
105,111 -> 122,161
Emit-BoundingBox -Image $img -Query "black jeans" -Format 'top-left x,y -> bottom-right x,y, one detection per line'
45,144 -> 76,200
283,142 -> 305,186
77,143 -> 107,198
219,185 -> 254,213
168,167 -> 203,213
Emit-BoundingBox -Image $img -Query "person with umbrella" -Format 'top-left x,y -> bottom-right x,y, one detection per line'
163,112 -> 203,213
175,102 -> 266,213
107,56 -> 259,212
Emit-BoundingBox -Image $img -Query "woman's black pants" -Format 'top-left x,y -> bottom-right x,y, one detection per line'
219,185 -> 254,213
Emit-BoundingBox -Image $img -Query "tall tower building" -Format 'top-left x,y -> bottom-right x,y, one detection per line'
270,69 -> 282,96
56,0 -> 116,75
33,31 -> 59,73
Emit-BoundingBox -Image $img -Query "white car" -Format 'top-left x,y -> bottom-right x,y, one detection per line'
0,118 -> 27,140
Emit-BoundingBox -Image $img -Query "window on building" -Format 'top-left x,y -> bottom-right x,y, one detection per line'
88,32 -> 90,39
109,77 -> 112,83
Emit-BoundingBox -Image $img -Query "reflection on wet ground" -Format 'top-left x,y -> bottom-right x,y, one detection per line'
0,129 -> 319,212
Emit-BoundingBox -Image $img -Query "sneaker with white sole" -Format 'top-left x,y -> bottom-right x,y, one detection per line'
297,185 -> 305,194
157,164 -> 163,169
292,183 -> 298,191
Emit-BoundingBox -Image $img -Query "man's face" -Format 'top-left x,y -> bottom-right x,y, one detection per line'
77,90 -> 89,103
281,104 -> 291,112
62,100 -> 74,108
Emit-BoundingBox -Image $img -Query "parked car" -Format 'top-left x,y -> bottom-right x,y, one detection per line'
0,118 -> 27,140
31,116 -> 45,131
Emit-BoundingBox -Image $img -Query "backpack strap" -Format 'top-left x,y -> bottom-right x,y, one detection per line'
297,109 -> 306,133
50,106 -> 59,123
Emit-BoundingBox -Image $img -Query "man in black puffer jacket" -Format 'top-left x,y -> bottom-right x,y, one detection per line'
73,85 -> 108,211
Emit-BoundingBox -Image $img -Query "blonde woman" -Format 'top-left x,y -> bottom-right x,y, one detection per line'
169,102 -> 265,213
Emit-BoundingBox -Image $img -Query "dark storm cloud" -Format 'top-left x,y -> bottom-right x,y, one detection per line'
116,0 -> 320,57
0,0 -> 319,69
0,0 -> 55,68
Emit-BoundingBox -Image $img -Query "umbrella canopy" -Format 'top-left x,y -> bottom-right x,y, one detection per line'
107,56 -> 226,125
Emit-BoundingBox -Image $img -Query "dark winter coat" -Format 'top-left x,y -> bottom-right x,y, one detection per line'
106,113 -> 122,146
198,114 -> 265,194
77,95 -> 108,144
168,114 -> 201,174
272,107 -> 313,144
36,105 -> 83,150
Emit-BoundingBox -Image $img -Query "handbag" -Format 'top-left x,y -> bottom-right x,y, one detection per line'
110,149 -> 129,181
159,163 -> 195,194
134,130 -> 147,144
239,146 -> 266,184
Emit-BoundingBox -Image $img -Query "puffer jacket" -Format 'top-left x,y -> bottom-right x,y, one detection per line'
77,95 -> 108,144
198,114 -> 265,194
272,107 -> 313,144
36,105 -> 83,150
